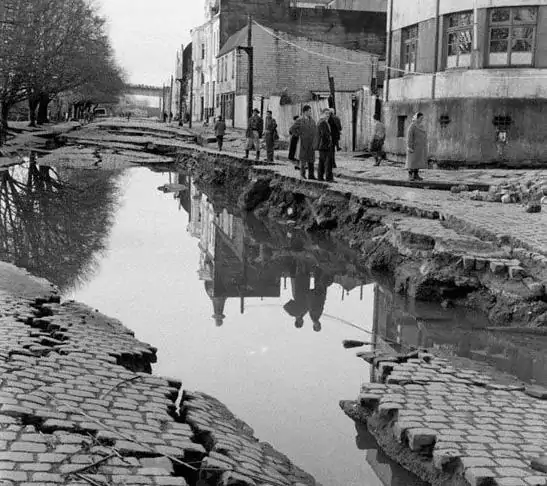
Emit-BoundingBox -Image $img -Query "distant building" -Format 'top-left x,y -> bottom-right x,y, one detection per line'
216,23 -> 380,127
189,0 -> 386,123
327,0 -> 386,11
384,1 -> 547,166
190,14 -> 220,122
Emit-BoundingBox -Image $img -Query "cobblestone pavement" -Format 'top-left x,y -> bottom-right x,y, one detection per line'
346,350 -> 547,486
0,278 -> 317,485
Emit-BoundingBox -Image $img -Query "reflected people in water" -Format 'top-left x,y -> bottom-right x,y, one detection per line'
283,261 -> 334,332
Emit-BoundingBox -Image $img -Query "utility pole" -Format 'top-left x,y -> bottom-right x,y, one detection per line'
189,60 -> 194,129
247,15 -> 253,119
169,74 -> 174,119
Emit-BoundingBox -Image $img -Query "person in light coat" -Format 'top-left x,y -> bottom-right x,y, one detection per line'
406,112 -> 428,181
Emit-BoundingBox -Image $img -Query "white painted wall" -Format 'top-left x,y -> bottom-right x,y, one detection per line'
391,0 -> 547,30
389,69 -> 547,100
435,69 -> 547,98
328,0 -> 387,11
389,74 -> 434,100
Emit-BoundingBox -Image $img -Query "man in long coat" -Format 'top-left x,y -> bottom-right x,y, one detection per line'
264,110 -> 278,162
316,108 -> 334,182
406,112 -> 428,181
291,105 -> 317,179
245,109 -> 263,160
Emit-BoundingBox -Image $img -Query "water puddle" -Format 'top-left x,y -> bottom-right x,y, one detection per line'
2,160 -> 546,485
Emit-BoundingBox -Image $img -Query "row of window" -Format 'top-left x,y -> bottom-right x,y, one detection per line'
217,53 -> 236,82
402,6 -> 538,72
395,114 -> 513,137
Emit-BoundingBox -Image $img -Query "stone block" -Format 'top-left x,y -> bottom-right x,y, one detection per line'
524,476 -> 547,485
463,257 -> 476,272
407,428 -> 437,452
525,386 -> 547,400
377,402 -> 400,418
531,455 -> 547,474
496,479 -> 527,486
490,261 -> 507,275
433,448 -> 460,470
475,258 -> 487,271
495,468 -> 528,478
461,457 -> 497,469
464,467 -> 496,486
508,266 -> 526,279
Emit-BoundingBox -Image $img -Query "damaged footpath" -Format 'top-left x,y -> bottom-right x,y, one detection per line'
339,348 -> 547,486
176,147 -> 547,330
0,262 -> 317,486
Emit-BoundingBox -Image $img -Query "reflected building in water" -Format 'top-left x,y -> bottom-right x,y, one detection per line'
180,176 -> 281,326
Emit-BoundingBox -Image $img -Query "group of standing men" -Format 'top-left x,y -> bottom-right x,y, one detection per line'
242,106 -> 341,182
288,106 -> 341,182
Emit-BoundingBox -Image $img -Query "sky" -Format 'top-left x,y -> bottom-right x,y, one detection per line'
97,0 -> 206,86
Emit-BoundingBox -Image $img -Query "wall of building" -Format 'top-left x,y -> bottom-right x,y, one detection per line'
384,97 -> 547,165
191,16 -> 220,121
219,0 -> 386,55
328,0 -> 387,12
226,25 -> 376,101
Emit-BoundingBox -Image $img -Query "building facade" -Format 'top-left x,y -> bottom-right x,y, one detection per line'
190,14 -> 220,122
384,0 -> 547,165
216,23 -> 380,127
327,0 -> 387,11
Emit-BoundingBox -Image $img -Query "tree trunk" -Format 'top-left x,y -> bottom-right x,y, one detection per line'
37,93 -> 50,125
0,101 -> 11,146
28,95 -> 39,127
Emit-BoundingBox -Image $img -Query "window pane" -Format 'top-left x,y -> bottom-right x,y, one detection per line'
448,12 -> 472,28
512,38 -> 532,53
491,28 -> 509,41
491,8 -> 510,23
490,40 -> 508,53
458,29 -> 472,53
513,7 -> 537,23
512,26 -> 534,43
448,42 -> 457,57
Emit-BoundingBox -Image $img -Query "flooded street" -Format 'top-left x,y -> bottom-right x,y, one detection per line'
2,161 -> 547,485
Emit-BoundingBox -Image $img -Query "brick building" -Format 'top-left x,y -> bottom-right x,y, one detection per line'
384,0 -> 547,166
189,0 -> 386,123
216,23 -> 379,128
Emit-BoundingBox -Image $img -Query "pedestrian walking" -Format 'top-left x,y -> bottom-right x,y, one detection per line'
288,115 -> 300,168
291,105 -> 316,179
371,114 -> 386,166
406,112 -> 428,181
245,108 -> 263,160
316,108 -> 334,182
264,110 -> 278,162
214,116 -> 226,152
328,109 -> 342,168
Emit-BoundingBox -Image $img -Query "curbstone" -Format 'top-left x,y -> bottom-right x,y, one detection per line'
407,428 -> 437,452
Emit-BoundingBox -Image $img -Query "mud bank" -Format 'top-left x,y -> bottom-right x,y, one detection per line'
176,148 -> 547,330
339,350 -> 547,486
0,263 -> 318,486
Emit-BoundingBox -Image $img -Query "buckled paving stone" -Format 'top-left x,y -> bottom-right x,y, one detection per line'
342,351 -> 547,486
0,291 -> 318,486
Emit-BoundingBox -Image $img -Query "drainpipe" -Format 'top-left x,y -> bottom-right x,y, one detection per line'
473,0 -> 478,52
384,0 -> 394,103
431,0 -> 440,100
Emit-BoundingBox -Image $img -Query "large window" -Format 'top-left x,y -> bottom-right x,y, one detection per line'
402,24 -> 419,73
446,11 -> 473,68
489,7 -> 537,66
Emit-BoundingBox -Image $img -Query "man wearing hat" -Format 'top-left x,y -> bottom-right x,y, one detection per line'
316,108 -> 334,182
245,109 -> 263,160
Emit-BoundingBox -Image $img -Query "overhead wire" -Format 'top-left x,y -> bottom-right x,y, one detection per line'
252,19 -> 547,80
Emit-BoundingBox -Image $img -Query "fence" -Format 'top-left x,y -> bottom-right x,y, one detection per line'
230,89 -> 380,152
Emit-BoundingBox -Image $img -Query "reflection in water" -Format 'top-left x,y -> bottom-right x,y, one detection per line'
0,156 -> 122,292
177,172 -> 547,387
176,173 -> 372,331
